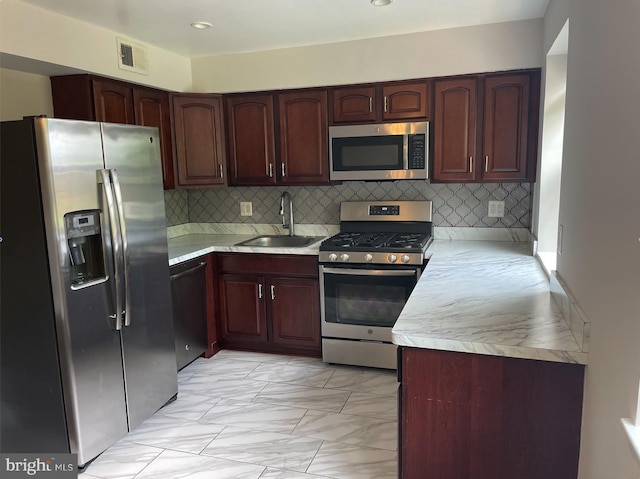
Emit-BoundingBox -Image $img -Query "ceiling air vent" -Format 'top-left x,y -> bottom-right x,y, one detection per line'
117,37 -> 149,75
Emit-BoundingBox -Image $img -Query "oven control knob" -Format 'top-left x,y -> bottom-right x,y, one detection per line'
401,255 -> 411,264
340,253 -> 350,262
329,253 -> 338,262
365,254 -> 373,263
388,254 -> 398,263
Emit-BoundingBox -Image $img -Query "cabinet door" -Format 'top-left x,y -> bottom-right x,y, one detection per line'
432,78 -> 478,182
331,86 -> 377,124
382,82 -> 429,121
269,277 -> 321,349
133,87 -> 175,189
219,274 -> 268,344
226,95 -> 276,186
92,78 -> 136,124
482,74 -> 530,181
278,91 -> 329,185
172,95 -> 226,187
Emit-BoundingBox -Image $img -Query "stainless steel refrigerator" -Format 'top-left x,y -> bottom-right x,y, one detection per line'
0,117 -> 178,467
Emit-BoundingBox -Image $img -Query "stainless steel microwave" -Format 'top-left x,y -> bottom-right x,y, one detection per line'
329,121 -> 428,181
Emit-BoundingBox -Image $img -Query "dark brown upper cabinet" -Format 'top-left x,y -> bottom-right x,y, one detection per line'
431,71 -> 539,183
226,90 -> 330,187
330,81 -> 429,125
50,74 -> 176,189
171,94 -> 226,188
278,90 -> 329,185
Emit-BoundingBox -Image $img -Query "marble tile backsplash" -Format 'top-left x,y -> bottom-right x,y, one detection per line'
164,181 -> 531,228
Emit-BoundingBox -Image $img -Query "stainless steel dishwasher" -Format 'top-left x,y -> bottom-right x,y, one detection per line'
170,259 -> 208,370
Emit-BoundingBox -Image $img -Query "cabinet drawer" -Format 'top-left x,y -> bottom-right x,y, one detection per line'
217,253 -> 318,277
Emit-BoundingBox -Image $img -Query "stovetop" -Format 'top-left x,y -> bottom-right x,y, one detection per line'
319,200 -> 434,265
320,231 -> 431,252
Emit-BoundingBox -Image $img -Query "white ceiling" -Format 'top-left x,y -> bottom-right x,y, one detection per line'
20,0 -> 550,58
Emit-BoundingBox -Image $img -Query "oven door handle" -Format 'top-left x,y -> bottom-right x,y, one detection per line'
320,267 -> 418,277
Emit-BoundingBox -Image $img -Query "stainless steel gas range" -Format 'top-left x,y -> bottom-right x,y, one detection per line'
319,200 -> 433,370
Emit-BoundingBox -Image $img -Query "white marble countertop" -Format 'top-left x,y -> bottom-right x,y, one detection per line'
167,224 -> 338,265
168,233 -> 325,266
392,240 -> 588,365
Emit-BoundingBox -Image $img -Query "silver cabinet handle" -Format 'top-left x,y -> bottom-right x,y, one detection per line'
369,97 -> 373,113
469,157 -> 473,173
281,163 -> 286,177
219,164 -> 224,179
384,96 -> 388,113
268,163 -> 273,178
484,155 -> 489,172
270,284 -> 275,300
99,169 -> 123,331
110,169 -> 131,327
258,283 -> 263,299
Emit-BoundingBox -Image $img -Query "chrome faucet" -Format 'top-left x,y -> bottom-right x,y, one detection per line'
279,191 -> 295,236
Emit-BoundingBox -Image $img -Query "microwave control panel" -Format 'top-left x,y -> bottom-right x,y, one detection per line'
408,134 -> 426,170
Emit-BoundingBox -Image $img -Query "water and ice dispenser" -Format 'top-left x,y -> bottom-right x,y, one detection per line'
64,210 -> 106,287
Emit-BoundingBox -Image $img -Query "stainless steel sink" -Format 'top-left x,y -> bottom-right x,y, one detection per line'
235,235 -> 325,248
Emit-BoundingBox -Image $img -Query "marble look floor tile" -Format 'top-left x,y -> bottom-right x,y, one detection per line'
134,449 -> 266,479
124,415 -> 225,454
155,393 -> 221,421
340,392 -> 398,422
199,398 -> 308,433
286,356 -> 333,369
259,467 -> 332,478
306,441 -> 398,479
253,383 -> 351,412
292,410 -> 397,451
182,357 -> 261,378
246,363 -> 335,387
216,349 -> 293,364
324,369 -> 398,396
179,376 -> 269,400
201,426 -> 323,472
82,441 -> 163,479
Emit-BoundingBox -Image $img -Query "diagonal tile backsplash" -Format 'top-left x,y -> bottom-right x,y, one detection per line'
164,181 -> 531,228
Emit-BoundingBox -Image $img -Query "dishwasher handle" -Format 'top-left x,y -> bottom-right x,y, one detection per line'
170,261 -> 207,282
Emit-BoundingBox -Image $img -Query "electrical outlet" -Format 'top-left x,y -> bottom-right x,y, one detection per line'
488,200 -> 505,218
240,202 -> 253,217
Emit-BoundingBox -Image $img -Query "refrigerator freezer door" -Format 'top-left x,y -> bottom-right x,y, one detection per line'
101,123 -> 178,430
34,119 -> 129,465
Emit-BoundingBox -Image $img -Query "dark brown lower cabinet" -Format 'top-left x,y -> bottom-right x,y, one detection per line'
399,347 -> 584,479
218,254 -> 321,356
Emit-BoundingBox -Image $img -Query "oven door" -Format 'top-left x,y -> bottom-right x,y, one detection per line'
319,265 -> 420,342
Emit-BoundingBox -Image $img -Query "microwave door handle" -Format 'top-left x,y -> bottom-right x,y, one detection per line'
110,169 -> 131,327
99,169 -> 123,331
321,267 -> 417,277
403,134 -> 409,170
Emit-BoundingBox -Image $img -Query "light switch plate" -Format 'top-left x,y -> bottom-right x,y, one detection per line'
488,200 -> 505,218
240,202 -> 253,217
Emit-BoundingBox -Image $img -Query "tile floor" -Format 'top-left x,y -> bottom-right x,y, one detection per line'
82,350 -> 399,479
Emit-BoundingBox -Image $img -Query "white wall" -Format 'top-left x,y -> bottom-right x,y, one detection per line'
542,0 -> 640,477
191,19 -> 543,93
0,0 -> 192,92
0,68 -> 53,121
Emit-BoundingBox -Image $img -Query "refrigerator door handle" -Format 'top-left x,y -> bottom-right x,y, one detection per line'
99,169 -> 124,331
109,169 -> 131,327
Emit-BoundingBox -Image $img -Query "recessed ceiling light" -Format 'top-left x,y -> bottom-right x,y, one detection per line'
191,22 -> 213,30
370,0 -> 393,5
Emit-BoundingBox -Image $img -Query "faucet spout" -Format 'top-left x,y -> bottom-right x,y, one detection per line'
280,191 -> 295,236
